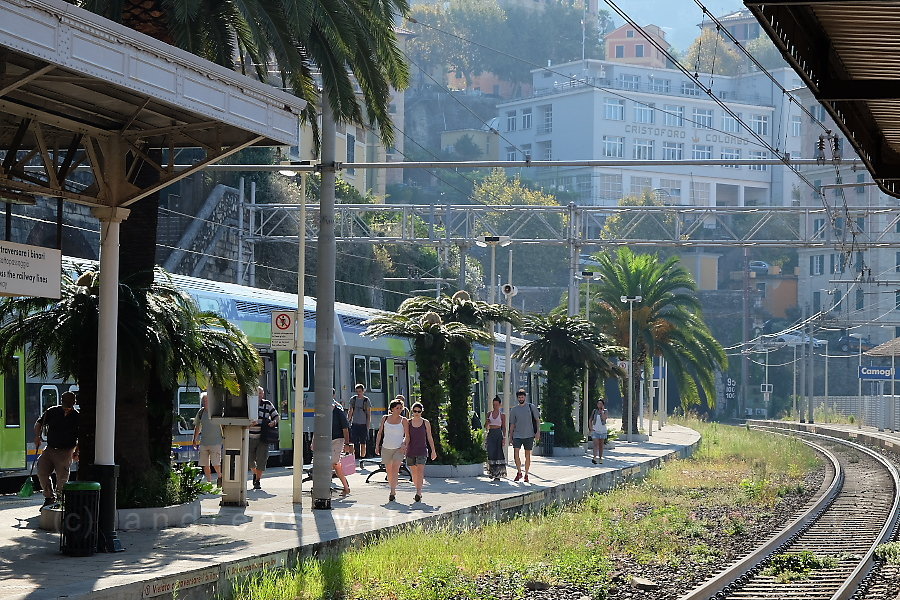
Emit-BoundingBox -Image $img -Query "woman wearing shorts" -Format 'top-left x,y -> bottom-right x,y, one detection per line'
406,402 -> 437,502
375,399 -> 410,502
590,399 -> 608,464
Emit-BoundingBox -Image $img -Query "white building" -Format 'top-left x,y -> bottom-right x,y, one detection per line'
496,57 -> 808,209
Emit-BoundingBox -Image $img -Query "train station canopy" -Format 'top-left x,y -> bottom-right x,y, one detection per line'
866,338 -> 900,358
0,0 -> 305,210
747,1 -> 900,199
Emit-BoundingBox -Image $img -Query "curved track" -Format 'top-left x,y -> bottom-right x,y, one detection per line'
678,428 -> 900,600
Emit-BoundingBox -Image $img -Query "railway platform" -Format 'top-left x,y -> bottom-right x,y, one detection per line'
0,421 -> 699,600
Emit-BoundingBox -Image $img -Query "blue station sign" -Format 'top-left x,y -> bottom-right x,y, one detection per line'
858,366 -> 896,380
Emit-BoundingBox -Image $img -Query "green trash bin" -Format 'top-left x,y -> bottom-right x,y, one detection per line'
60,481 -> 100,556
540,422 -> 555,457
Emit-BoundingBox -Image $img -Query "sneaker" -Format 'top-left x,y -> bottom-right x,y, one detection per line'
592,458 -> 597,464
253,480 -> 262,491
41,497 -> 56,508
414,493 -> 421,503
252,473 -> 259,486
524,474 -> 529,483
514,472 -> 522,482
389,493 -> 396,502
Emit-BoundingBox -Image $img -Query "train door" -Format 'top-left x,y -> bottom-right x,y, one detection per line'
260,352 -> 278,452
0,355 -> 26,470
393,361 -> 409,400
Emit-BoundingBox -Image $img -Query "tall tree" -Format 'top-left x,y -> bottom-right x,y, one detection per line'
681,28 -> 744,76
513,313 -> 621,447
590,248 -> 727,430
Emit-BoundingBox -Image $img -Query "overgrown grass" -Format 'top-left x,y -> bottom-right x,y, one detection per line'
232,418 -> 819,600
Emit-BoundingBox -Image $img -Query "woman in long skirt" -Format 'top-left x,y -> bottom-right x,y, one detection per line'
484,396 -> 507,481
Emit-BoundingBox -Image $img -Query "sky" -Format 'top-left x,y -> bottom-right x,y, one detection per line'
608,0 -> 742,51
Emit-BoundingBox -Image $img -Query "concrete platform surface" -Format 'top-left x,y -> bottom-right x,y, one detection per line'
0,422 -> 699,600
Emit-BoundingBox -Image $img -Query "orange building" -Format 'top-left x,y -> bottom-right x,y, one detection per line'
603,23 -> 669,69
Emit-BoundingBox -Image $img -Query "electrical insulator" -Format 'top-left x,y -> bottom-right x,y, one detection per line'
832,136 -> 842,159
816,135 -> 826,161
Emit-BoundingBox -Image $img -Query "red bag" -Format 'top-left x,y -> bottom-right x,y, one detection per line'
339,453 -> 356,474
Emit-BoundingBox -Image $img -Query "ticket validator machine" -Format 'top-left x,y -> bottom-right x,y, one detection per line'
209,385 -> 255,506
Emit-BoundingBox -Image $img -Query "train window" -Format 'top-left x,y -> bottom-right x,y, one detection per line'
3,357 -> 19,427
353,355 -> 367,389
290,351 -> 312,391
369,357 -> 383,392
39,386 -> 59,414
279,368 -> 289,420
176,387 -> 201,435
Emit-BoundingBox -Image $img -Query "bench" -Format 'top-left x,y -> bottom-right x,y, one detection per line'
358,457 -> 412,483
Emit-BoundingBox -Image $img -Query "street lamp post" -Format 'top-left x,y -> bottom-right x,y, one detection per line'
579,270 -> 596,437
621,295 -> 642,442
476,235 -> 511,407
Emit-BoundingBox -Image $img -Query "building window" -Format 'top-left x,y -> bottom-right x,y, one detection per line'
633,139 -> 654,160
833,290 -> 842,311
691,181 -> 710,205
813,217 -> 825,240
538,105 -> 552,134
856,288 -> 865,310
662,141 -> 683,160
791,115 -> 802,137
723,112 -> 742,133
521,108 -> 532,130
682,81 -> 701,96
857,173 -> 866,194
631,176 -> 652,195
659,178 -> 682,201
506,146 -> 517,161
521,144 -> 531,160
721,148 -> 741,167
693,108 -> 713,129
615,45 -> 624,58
634,103 -> 655,124
650,78 -> 670,93
813,291 -> 821,313
692,144 -> 713,160
749,150 -> 768,170
663,105 -> 683,126
810,254 -> 824,276
620,74 -> 640,90
895,291 -> 900,311
599,174 -> 623,200
506,111 -> 517,132
626,29 -> 635,38
636,44 -> 645,58
856,217 -> 865,233
750,114 -> 769,135
346,133 -> 355,174
605,98 -> 625,120
576,175 -> 592,200
895,251 -> 900,273
539,140 -> 552,160
603,135 -> 624,158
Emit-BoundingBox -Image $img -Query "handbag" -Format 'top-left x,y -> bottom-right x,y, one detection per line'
339,453 -> 356,474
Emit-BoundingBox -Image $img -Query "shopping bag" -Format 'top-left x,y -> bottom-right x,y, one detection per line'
339,453 -> 356,474
17,458 -> 36,498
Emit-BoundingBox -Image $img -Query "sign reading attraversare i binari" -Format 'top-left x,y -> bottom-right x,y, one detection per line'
0,241 -> 61,299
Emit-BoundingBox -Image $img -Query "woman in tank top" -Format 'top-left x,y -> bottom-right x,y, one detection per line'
375,399 -> 410,502
406,401 -> 438,503
590,399 -> 608,464
484,396 -> 507,481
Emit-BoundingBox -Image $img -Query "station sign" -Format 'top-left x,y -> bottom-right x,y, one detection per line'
0,241 -> 61,299
271,310 -> 297,350
858,366 -> 895,380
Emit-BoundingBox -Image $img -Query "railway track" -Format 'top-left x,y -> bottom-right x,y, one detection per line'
678,428 -> 900,600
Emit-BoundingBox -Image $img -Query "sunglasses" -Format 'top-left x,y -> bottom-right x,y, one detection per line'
413,409 -> 422,413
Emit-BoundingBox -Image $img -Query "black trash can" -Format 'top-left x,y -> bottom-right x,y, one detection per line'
60,481 -> 100,556
540,422 -> 555,457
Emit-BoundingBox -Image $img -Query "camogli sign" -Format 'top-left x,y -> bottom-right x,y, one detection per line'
0,240 -> 61,299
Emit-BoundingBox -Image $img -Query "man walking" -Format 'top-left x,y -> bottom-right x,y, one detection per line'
508,389 -> 540,483
34,391 -> 79,508
346,384 -> 371,459
331,392 -> 352,496
192,391 -> 223,485
248,386 -> 278,491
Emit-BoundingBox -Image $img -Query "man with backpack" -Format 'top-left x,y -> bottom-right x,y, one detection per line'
248,386 -> 278,491
508,389 -> 541,483
346,384 -> 371,459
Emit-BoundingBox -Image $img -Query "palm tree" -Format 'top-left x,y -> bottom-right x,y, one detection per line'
396,292 -> 518,454
364,300 -> 488,459
0,267 -> 260,499
590,248 -> 727,431
514,313 -> 622,447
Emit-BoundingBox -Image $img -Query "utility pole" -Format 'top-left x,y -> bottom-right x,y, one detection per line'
740,248 -> 749,418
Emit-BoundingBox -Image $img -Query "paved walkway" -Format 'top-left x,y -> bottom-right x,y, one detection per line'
0,422 -> 699,600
